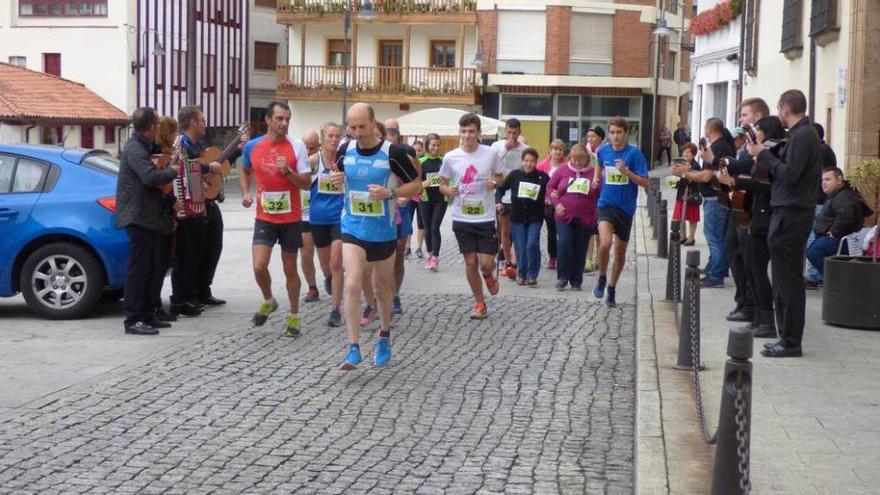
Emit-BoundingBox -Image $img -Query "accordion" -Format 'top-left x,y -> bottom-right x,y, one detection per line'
173,159 -> 206,219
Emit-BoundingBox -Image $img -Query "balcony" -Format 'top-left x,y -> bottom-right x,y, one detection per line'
277,65 -> 478,104
277,0 -> 477,25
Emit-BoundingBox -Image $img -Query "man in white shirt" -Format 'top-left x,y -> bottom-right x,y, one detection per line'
440,113 -> 505,320
490,118 -> 528,279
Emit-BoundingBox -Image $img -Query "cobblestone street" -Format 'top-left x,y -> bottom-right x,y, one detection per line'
0,289 -> 635,493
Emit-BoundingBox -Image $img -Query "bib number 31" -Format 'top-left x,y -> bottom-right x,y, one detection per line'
349,191 -> 385,217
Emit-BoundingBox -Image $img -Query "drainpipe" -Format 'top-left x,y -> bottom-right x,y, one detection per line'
737,8 -> 745,104
24,124 -> 37,143
808,37 -> 817,120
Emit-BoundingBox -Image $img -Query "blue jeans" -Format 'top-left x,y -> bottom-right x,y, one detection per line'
511,221 -> 542,280
806,234 -> 844,278
804,204 -> 824,281
556,218 -> 594,287
702,198 -> 729,281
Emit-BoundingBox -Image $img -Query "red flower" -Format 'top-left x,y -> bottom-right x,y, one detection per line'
688,0 -> 743,36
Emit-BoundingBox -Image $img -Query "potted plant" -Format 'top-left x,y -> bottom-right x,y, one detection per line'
822,159 -> 880,330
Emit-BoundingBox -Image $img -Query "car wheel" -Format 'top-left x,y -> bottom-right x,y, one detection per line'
20,243 -> 104,320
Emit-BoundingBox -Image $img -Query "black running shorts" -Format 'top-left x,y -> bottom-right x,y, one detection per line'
452,221 -> 497,255
253,219 -> 303,253
342,234 -> 397,262
311,223 -> 342,248
597,205 -> 634,243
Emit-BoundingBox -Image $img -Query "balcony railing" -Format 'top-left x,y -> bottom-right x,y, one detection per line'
277,65 -> 478,104
277,0 -> 477,23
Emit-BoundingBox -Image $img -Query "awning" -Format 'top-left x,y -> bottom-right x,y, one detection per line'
395,108 -> 505,138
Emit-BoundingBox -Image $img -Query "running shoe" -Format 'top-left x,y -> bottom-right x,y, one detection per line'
374,337 -> 392,367
324,275 -> 332,296
526,279 -> 537,287
404,247 -> 412,259
424,256 -> 433,270
592,276 -> 607,299
285,315 -> 301,338
392,295 -> 403,315
501,264 -> 518,280
360,305 -> 377,327
251,298 -> 278,326
470,302 -> 488,320
430,256 -> 439,272
415,248 -> 424,259
484,273 -> 500,296
605,286 -> 617,308
303,287 -> 319,303
339,344 -> 362,370
555,280 -> 567,291
547,257 -> 556,270
584,260 -> 597,273
516,279 -> 526,286
327,309 -> 342,327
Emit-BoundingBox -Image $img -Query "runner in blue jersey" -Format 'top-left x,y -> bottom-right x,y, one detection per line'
329,103 -> 422,370
307,122 -> 344,327
592,117 -> 651,307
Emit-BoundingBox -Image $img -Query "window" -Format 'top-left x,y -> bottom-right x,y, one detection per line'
8,56 -> 26,67
43,53 -> 61,77
0,156 -> 15,193
12,159 -> 48,193
781,0 -> 803,55
229,56 -> 241,94
19,0 -> 108,17
501,95 -> 552,116
743,0 -> 760,75
663,50 -> 676,80
202,53 -> 216,92
569,13 -> 613,72
41,126 -> 63,145
156,51 -> 166,90
582,96 -> 640,118
327,39 -> 350,67
174,50 -> 187,90
254,41 -> 278,70
104,126 -> 115,145
81,125 -> 94,149
255,0 -> 276,7
810,0 -> 839,44
430,40 -> 456,68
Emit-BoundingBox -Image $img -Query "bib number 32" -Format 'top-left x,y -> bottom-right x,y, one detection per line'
261,191 -> 292,214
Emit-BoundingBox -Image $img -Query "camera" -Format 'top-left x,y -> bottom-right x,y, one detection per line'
743,124 -> 759,145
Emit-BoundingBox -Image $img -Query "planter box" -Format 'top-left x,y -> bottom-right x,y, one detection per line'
821,256 -> 880,329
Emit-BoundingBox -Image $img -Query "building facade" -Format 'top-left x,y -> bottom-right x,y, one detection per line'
0,0 -> 249,152
275,0 -> 480,138
476,0 -> 691,158
740,0 -> 879,171
249,0 -> 289,135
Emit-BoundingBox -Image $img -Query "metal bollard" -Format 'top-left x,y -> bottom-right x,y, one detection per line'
665,220 -> 681,301
652,193 -> 662,240
674,250 -> 704,370
657,200 -> 669,258
647,185 -> 657,226
711,327 -> 753,495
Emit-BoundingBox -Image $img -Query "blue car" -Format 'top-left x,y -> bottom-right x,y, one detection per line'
0,144 -> 128,319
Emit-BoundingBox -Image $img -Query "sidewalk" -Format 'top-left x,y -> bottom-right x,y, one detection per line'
636,168 -> 880,494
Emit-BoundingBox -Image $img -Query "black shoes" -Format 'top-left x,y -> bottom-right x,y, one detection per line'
146,318 -> 171,329
198,296 -> 226,306
170,302 -> 203,317
154,307 -> 177,322
125,321 -> 159,335
761,343 -> 803,358
726,307 -> 754,322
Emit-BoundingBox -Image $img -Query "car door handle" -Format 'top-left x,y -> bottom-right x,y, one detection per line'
0,208 -> 19,219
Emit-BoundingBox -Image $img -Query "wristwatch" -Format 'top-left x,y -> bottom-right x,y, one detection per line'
387,188 -> 397,200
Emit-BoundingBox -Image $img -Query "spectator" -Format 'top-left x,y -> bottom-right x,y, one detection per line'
806,168 -> 869,288
673,121 -> 691,156
671,143 -> 701,245
657,125 -> 673,166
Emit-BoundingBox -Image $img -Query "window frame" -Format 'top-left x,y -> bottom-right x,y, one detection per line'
103,125 -> 115,145
429,39 -> 457,69
780,0 -> 804,57
326,38 -> 351,68
254,41 -> 279,71
18,0 -> 108,17
0,155 -> 51,195
201,53 -> 216,93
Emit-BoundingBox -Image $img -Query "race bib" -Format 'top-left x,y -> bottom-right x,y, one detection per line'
317,174 -> 343,195
605,166 -> 629,185
426,173 -> 442,188
461,199 -> 486,217
349,191 -> 385,217
261,191 -> 292,215
501,190 -> 512,203
517,182 -> 540,201
301,190 -> 311,209
567,178 -> 591,195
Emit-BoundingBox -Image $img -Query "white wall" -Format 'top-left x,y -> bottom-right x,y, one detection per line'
0,1 -> 135,113
250,0 -> 287,94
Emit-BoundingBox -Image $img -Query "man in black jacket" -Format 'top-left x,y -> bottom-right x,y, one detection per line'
806,168 -> 868,285
749,90 -> 822,357
116,107 -> 180,335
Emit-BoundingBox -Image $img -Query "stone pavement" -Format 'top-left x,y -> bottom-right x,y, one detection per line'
637,168 -> 880,494
0,189 -> 640,493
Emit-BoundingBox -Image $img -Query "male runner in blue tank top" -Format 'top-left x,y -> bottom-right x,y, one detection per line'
329,103 -> 422,370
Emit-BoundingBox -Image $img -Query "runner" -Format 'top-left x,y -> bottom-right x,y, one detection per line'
584,126 -> 606,273
331,103 -> 422,370
592,118 -> 650,307
418,133 -> 447,271
384,124 -> 421,315
439,113 -> 504,319
300,130 -> 321,302
307,122 -> 345,327
491,118 -> 529,280
537,139 -> 567,270
240,101 -> 313,336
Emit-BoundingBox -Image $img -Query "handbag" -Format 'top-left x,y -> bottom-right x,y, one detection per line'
684,184 -> 703,206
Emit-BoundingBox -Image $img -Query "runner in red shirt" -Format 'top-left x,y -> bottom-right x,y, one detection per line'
240,101 -> 312,337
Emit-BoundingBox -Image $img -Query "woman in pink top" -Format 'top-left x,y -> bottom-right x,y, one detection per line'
547,144 -> 601,291
537,139 -> 567,269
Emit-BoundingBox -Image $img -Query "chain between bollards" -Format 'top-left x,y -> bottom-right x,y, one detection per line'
657,200 -> 669,258
711,327 -> 753,495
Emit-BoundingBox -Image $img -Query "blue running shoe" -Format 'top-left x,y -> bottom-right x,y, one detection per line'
392,295 -> 403,315
374,337 -> 392,367
605,286 -> 617,308
592,276 -> 607,299
339,344 -> 362,370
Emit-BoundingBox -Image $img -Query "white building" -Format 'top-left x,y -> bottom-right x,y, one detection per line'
248,0 -> 289,134
689,0 -> 742,141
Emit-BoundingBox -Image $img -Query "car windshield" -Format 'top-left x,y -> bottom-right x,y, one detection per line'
81,152 -> 119,176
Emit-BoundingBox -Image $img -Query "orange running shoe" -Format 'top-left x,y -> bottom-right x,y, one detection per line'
470,302 -> 488,320
484,273 -> 500,296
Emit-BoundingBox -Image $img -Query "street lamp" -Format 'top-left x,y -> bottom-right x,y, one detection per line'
650,5 -> 671,169
342,0 -> 377,125
131,31 -> 165,74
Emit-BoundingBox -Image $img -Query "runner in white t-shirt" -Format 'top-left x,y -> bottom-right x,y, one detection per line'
439,113 -> 505,320
490,118 -> 528,280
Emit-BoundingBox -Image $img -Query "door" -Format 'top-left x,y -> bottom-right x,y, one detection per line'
0,156 -> 47,292
377,40 -> 403,89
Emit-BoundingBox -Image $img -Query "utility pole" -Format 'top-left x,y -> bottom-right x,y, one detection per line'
186,0 -> 197,105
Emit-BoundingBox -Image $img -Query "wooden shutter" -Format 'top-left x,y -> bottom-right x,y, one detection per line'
81,126 -> 94,149
42,53 -> 61,76
810,0 -> 838,36
743,0 -> 760,74
254,41 -> 278,70
780,0 -> 803,53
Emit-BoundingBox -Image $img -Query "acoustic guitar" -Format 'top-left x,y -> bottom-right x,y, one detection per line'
151,135 -> 183,195
200,122 -> 249,200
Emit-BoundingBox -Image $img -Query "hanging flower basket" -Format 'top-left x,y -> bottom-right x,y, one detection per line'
689,0 -> 743,36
